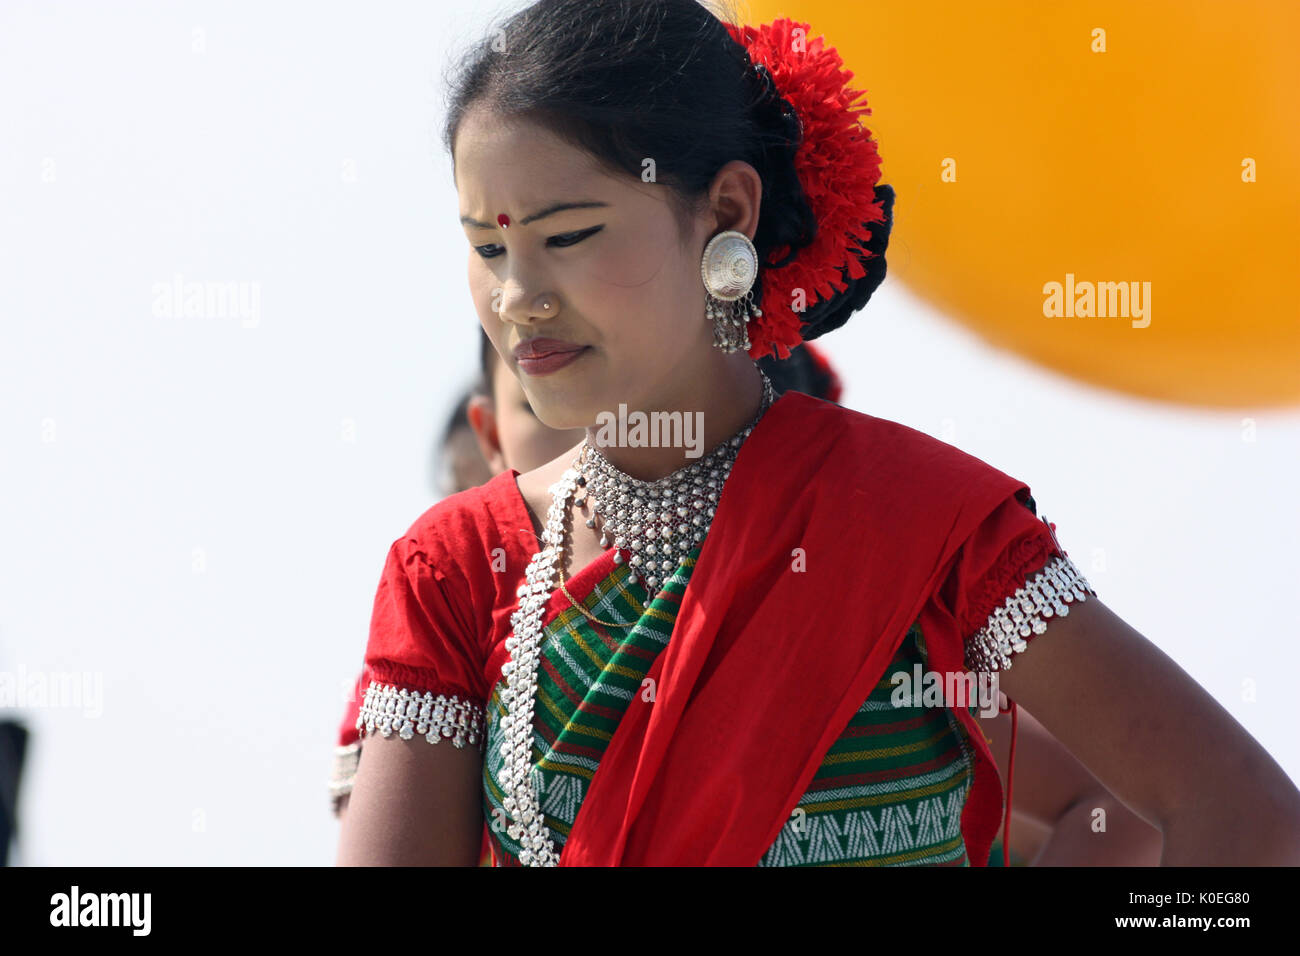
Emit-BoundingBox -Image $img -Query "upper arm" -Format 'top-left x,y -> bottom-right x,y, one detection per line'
936,488 -> 1299,859
335,533 -> 491,865
946,488 -> 1286,835
337,726 -> 483,865
998,591 -> 1300,842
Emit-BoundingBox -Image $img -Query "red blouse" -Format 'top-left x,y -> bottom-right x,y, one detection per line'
337,391 -> 1094,864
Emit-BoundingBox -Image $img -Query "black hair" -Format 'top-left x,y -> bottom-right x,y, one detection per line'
758,344 -> 835,401
477,326 -> 497,394
441,0 -> 891,347
437,335 -> 494,466
438,386 -> 476,449
430,333 -> 492,459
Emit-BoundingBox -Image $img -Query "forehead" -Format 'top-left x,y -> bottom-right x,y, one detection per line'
454,109 -> 603,207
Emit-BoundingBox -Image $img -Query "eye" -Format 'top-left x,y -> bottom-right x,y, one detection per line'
472,225 -> 602,260
547,226 -> 603,247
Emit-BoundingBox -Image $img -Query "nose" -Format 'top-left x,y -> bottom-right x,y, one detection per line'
495,277 -> 557,326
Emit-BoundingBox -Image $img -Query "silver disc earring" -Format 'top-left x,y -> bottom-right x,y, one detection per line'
701,230 -> 762,353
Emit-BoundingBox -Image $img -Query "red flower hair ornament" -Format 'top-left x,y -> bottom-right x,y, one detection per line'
724,18 -> 894,361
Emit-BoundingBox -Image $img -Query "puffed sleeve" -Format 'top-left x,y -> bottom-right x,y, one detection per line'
355,536 -> 487,750
936,490 -> 1098,672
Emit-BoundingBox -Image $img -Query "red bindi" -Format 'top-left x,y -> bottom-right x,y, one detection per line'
497,213 -> 510,228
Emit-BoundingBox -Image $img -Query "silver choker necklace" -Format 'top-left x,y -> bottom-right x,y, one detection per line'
497,369 -> 775,866
575,371 -> 776,591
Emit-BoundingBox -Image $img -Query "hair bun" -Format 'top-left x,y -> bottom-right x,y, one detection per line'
798,182 -> 894,343
745,67 -> 894,346
725,17 -> 888,359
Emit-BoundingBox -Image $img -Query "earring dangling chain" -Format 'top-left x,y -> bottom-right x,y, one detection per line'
707,289 -> 760,353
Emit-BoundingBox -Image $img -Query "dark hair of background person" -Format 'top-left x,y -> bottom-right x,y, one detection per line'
478,325 -> 497,396
440,0 -> 891,348
433,331 -> 497,461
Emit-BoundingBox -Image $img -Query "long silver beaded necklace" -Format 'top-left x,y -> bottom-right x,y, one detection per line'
497,369 -> 775,866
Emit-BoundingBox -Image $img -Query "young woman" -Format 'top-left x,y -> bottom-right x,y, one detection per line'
337,0 -> 1300,866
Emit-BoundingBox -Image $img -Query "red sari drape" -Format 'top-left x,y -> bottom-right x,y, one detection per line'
560,390 -> 1028,866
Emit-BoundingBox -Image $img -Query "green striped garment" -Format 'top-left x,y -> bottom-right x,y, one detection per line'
482,546 -> 990,867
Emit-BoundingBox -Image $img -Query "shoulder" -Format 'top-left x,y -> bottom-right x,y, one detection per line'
770,390 -> 1026,501
391,470 -> 533,580
367,473 -> 533,688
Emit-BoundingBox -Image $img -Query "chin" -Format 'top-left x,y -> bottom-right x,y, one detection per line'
530,401 -> 593,433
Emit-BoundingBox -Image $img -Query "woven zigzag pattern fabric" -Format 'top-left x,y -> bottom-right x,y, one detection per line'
481,548 -> 981,867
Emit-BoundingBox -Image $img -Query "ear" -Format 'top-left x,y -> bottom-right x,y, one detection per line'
707,159 -> 763,240
466,394 -> 507,474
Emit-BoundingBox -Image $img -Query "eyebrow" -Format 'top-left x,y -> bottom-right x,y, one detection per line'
459,200 -> 610,230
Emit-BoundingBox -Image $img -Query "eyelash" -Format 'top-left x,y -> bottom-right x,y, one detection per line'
473,226 -> 602,259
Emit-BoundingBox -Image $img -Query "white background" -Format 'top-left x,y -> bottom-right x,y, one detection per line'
2,0 -> 1297,865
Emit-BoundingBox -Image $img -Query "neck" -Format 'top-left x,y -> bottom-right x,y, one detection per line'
583,355 -> 766,481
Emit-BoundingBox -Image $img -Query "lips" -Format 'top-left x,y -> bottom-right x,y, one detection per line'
512,337 -> 586,361
513,338 -> 590,376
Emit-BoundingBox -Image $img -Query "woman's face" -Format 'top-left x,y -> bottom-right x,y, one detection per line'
454,106 -> 716,431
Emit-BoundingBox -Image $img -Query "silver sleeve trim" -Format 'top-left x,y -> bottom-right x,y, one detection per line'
355,681 -> 485,750
964,553 -> 1096,672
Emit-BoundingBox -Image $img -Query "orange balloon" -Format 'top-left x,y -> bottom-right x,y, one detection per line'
743,0 -> 1300,408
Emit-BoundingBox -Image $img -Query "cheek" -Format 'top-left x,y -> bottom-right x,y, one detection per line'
576,230 -> 671,290
570,204 -> 687,292
467,256 -> 497,318
468,259 -> 507,350
576,235 -> 702,343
